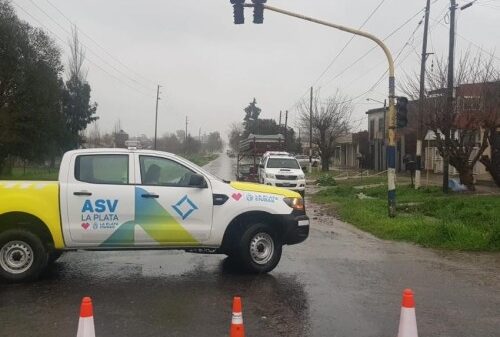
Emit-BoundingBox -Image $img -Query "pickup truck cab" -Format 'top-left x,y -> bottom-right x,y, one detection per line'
258,152 -> 306,195
0,149 -> 309,282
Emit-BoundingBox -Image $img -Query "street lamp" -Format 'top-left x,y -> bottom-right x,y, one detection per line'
232,2 -> 398,216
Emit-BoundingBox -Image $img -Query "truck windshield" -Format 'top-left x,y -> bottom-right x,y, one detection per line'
266,158 -> 300,169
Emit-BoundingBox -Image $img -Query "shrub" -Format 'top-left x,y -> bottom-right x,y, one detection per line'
317,174 -> 337,186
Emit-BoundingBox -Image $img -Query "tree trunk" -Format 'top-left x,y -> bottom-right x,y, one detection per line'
458,166 -> 475,191
480,155 -> 500,187
321,156 -> 329,172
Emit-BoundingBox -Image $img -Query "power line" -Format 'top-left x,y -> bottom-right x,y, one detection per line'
320,9 -> 427,90
12,1 -> 154,99
432,16 -> 500,62
309,0 -> 387,89
285,6 -> 428,113
44,0 -> 157,87
25,0 -> 155,93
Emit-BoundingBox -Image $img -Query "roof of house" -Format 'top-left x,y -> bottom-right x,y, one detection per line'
365,107 -> 386,115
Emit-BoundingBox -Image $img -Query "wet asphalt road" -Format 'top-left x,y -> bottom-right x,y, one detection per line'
1,153 -> 499,337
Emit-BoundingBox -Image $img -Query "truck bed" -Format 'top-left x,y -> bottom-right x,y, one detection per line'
0,181 -> 65,249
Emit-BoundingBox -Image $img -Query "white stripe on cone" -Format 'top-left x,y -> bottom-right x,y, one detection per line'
397,307 -> 418,337
76,316 -> 95,337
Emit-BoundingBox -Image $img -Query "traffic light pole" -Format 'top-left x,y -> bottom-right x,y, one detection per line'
248,3 -> 397,216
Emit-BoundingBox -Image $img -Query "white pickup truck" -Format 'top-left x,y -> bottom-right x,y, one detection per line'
0,149 -> 309,282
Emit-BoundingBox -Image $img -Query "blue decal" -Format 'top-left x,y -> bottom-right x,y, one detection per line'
95,199 -> 106,213
246,194 -> 279,203
82,200 -> 94,212
107,199 -> 118,213
171,195 -> 199,220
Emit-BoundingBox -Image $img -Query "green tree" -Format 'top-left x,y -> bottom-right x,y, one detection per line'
243,98 -> 262,135
0,1 -> 63,172
204,131 -> 223,153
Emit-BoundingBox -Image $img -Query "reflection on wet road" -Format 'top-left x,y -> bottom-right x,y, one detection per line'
1,153 -> 499,337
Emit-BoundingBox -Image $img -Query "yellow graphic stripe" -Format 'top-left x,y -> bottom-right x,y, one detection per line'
230,181 -> 301,198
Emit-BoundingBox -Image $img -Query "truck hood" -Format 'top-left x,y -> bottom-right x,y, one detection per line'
230,181 -> 301,198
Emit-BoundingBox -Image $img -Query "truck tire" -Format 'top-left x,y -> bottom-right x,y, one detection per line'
0,229 -> 49,283
48,250 -> 64,264
236,223 -> 282,273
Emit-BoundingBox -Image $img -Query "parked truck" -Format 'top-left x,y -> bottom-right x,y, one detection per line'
236,134 -> 285,182
0,148 -> 309,282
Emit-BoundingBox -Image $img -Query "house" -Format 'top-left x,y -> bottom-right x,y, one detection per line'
365,105 -> 414,172
366,81 -> 500,181
332,131 -> 369,169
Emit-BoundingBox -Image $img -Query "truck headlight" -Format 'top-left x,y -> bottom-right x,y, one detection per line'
265,173 -> 275,179
297,174 -> 305,180
283,197 -> 304,211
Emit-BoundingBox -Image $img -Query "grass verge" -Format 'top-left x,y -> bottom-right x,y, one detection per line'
183,153 -> 219,167
312,177 -> 500,251
0,167 -> 59,181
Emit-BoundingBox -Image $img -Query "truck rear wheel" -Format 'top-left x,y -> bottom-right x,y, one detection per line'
236,223 -> 282,273
0,229 -> 49,283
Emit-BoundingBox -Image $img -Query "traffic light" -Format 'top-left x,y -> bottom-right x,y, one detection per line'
396,97 -> 409,128
230,0 -> 245,24
252,0 -> 267,24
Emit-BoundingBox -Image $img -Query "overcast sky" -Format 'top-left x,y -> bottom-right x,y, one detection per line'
13,0 -> 500,139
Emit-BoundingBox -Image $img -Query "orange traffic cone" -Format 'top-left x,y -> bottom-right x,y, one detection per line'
230,296 -> 245,337
76,297 -> 96,337
397,289 -> 418,337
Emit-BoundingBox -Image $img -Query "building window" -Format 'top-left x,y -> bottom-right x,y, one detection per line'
369,119 -> 375,140
378,117 -> 384,133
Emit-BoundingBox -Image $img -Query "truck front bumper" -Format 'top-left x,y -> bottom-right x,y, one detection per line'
263,178 -> 306,192
277,213 -> 310,245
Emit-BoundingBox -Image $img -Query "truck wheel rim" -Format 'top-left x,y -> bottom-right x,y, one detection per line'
249,233 -> 274,265
0,241 -> 34,274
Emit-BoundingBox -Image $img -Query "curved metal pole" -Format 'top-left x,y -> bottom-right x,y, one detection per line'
259,4 -> 397,216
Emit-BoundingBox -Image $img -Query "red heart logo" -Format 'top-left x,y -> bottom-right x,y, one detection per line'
81,222 -> 90,230
232,193 -> 242,201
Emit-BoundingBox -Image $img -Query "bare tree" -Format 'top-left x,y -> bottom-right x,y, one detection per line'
479,81 -> 500,187
298,90 -> 352,171
228,122 -> 244,152
67,25 -> 87,81
402,50 -> 500,190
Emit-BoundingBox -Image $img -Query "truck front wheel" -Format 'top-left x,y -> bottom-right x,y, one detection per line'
0,229 -> 49,283
236,223 -> 282,273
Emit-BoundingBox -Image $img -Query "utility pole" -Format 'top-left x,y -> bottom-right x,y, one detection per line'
444,0 -> 457,193
309,86 -> 313,173
284,110 -> 288,148
416,0 -> 431,189
279,110 -> 282,127
185,116 -> 188,141
154,84 -> 161,150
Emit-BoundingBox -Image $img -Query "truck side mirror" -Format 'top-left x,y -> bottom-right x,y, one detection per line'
189,174 -> 207,188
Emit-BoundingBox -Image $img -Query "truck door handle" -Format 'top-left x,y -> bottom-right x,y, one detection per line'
141,193 -> 159,199
73,191 -> 92,196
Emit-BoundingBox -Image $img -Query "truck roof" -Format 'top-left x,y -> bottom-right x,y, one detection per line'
66,148 -> 179,157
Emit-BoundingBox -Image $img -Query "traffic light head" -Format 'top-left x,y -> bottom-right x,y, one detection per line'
251,0 -> 267,24
396,97 -> 409,128
230,0 -> 245,24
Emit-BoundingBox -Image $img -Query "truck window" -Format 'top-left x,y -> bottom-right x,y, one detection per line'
266,158 -> 300,169
140,156 -> 194,187
75,154 -> 129,185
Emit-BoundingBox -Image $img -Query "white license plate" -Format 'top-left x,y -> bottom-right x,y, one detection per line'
298,220 -> 309,227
